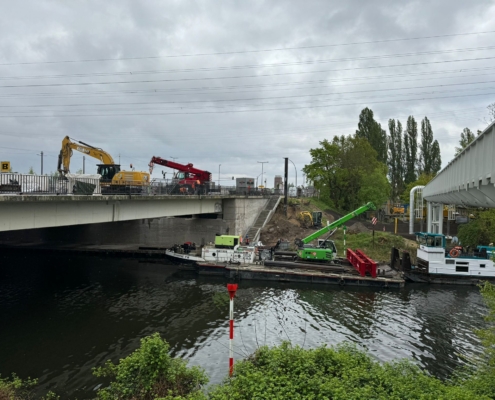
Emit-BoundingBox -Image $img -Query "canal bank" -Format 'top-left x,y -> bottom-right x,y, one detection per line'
0,252 -> 487,398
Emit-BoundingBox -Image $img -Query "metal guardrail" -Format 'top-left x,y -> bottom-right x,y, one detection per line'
0,175 -> 280,197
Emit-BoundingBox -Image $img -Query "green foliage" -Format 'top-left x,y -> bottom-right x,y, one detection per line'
388,118 -> 404,200
208,342 -> 484,400
27,167 -> 35,175
355,107 -> 388,164
457,210 -> 495,248
419,117 -> 441,175
303,135 -> 387,212
404,116 -> 418,184
455,128 -> 477,155
357,164 -> 390,216
93,333 -> 208,400
0,374 -> 37,400
400,173 -> 435,204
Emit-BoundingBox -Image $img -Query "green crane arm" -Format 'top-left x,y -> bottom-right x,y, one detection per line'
301,202 -> 376,244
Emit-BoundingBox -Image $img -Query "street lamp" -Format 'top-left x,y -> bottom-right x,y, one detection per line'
256,172 -> 263,188
36,151 -> 44,175
257,161 -> 269,188
288,159 -> 297,189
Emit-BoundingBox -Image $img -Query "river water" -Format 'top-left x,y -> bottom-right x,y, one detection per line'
0,253 -> 487,398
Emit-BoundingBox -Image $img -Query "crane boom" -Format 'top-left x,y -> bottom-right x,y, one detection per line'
149,156 -> 211,183
302,202 -> 376,244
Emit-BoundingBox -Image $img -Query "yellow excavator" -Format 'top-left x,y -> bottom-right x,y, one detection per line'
57,136 -> 150,193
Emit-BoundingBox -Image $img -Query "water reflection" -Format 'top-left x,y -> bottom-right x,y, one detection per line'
0,254 -> 487,398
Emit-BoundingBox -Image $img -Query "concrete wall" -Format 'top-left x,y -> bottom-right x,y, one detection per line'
223,198 -> 269,236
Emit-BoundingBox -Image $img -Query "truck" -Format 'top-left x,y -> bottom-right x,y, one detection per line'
295,202 -> 376,262
57,136 -> 150,193
148,156 -> 212,194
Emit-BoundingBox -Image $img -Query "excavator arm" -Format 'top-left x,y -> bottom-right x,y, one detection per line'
57,136 -> 116,175
149,156 -> 211,182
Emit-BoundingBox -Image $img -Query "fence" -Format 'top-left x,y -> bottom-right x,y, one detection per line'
0,174 -> 277,197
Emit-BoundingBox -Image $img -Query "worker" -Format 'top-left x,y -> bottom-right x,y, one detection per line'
245,235 -> 250,245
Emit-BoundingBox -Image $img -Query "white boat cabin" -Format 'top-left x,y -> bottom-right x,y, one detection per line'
201,245 -> 256,265
415,232 -> 495,277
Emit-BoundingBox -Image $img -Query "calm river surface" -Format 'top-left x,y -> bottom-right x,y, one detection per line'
0,253 -> 488,398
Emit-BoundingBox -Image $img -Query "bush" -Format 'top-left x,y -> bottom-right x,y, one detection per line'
208,342 -> 486,399
93,333 -> 208,400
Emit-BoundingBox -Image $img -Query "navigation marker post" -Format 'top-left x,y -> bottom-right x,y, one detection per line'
227,283 -> 238,377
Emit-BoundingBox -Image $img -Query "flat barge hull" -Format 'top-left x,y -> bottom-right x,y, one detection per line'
404,272 -> 495,285
197,263 -> 404,288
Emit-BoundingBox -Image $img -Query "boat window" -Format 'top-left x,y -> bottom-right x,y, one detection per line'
480,264 -> 486,268
426,236 -> 434,246
446,259 -> 455,264
416,235 -> 426,245
434,237 -> 443,247
456,265 -> 469,272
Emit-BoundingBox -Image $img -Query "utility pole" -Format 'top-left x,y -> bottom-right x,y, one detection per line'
257,161 -> 269,188
218,164 -> 221,187
83,156 -> 85,174
284,158 -> 288,216
37,151 -> 44,175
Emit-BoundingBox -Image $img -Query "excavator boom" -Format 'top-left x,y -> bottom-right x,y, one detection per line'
57,136 -> 115,175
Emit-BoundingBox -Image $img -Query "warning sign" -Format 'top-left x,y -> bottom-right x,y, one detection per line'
1,161 -> 10,173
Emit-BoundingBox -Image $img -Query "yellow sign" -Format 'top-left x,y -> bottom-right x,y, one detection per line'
258,185 -> 264,189
1,161 -> 10,172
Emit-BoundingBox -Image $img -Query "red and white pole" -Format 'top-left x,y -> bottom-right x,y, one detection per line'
227,283 -> 238,377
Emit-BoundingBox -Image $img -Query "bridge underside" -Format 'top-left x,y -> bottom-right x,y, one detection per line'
423,120 -> 495,208
0,194 -> 223,232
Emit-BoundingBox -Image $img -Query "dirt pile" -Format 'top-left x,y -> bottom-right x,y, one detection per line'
347,222 -> 370,234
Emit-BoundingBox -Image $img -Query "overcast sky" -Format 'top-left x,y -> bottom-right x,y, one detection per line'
1,0 -> 495,187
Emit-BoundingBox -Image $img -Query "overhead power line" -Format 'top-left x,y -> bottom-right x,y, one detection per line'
2,79 -> 494,109
1,45 -> 494,81
1,30 -> 494,66
1,56 -> 494,89
0,91 -> 493,118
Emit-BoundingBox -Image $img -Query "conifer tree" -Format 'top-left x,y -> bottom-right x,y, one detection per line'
356,107 -> 387,164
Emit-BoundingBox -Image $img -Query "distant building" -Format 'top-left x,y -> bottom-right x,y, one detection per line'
274,175 -> 283,190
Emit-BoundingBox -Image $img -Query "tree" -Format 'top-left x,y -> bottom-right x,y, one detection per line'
488,102 -> 495,123
357,163 -> 390,208
28,166 -> 35,175
400,173 -> 435,203
457,209 -> 495,248
403,116 -> 418,184
419,117 -> 441,175
303,135 -> 386,212
455,128 -> 477,155
388,119 -> 404,201
355,107 -> 387,164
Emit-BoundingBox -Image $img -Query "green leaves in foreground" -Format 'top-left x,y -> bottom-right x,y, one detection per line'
93,333 -> 208,400
208,342 -> 487,400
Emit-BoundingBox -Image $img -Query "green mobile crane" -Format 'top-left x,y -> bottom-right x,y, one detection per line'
295,202 -> 376,262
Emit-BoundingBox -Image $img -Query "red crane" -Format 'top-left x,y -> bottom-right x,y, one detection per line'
149,156 -> 212,193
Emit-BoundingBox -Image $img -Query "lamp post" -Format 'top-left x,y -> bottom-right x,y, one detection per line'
257,161 -> 268,188
288,159 -> 297,189
255,172 -> 263,189
218,164 -> 221,187
37,151 -> 44,175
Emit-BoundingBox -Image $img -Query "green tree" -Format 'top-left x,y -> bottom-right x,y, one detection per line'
455,128 -> 478,155
388,119 -> 404,201
403,116 -> 418,184
93,333 -> 207,400
355,107 -> 388,164
400,173 -> 435,203
419,117 -> 441,175
457,210 -> 495,248
357,163 -> 390,208
303,135 -> 386,212
28,166 -> 35,175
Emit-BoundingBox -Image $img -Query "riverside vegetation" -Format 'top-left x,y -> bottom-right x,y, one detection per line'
1,283 -> 495,400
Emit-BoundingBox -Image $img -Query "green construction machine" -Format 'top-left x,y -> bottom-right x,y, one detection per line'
295,202 -> 376,262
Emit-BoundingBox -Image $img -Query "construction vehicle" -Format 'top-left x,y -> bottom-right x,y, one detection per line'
149,156 -> 212,194
57,136 -> 150,192
298,211 -> 323,228
295,202 -> 376,262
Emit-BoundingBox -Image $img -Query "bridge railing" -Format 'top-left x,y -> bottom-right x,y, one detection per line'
0,173 -> 102,195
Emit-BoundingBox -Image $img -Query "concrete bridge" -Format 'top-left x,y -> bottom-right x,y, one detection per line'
0,194 -> 272,244
416,120 -> 495,233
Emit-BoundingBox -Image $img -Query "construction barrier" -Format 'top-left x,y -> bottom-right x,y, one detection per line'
346,248 -> 377,278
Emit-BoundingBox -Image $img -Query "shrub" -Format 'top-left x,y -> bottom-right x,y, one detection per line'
93,333 -> 208,400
